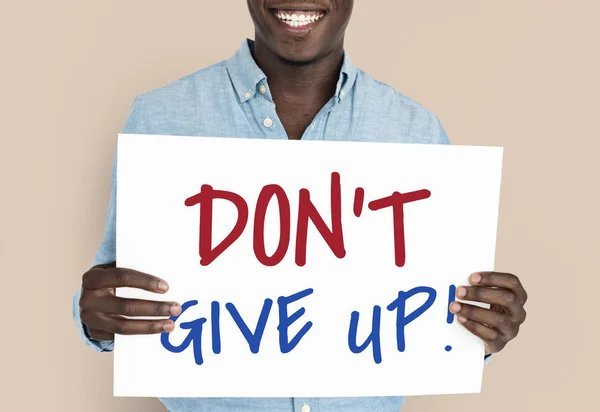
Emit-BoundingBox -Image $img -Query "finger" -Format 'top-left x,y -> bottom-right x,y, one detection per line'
87,327 -> 114,341
88,296 -> 182,317
82,266 -> 169,293
470,272 -> 527,304
456,316 -> 503,350
456,286 -> 524,320
450,302 -> 510,331
104,315 -> 176,335
82,311 -> 175,335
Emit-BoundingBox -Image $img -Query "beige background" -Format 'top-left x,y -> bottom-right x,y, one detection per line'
1,0 -> 597,410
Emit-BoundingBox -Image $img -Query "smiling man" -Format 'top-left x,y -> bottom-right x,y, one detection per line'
74,1 -> 528,411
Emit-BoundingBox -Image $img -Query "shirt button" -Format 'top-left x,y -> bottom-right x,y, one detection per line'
259,84 -> 267,94
244,91 -> 252,98
301,404 -> 311,412
263,118 -> 273,128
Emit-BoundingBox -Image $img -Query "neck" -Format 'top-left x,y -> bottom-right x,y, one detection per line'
251,40 -> 344,103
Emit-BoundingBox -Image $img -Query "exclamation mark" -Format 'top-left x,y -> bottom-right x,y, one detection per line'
445,284 -> 456,352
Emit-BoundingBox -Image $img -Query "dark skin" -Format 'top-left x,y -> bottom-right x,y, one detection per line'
80,0 -> 528,356
451,272 -> 527,355
252,45 -> 340,140
247,0 -> 353,139
80,262 -> 179,339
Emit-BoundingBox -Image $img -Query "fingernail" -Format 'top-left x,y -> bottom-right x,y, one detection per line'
450,302 -> 462,313
457,287 -> 467,298
163,321 -> 174,332
170,303 -> 182,316
458,316 -> 467,323
471,273 -> 482,284
158,281 -> 169,292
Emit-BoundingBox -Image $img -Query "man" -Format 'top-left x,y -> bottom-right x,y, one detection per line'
74,1 -> 528,411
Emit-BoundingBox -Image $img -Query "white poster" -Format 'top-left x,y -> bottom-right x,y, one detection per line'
114,134 -> 503,398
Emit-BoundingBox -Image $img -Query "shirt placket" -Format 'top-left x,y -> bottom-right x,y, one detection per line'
249,80 -> 287,139
250,79 -> 341,141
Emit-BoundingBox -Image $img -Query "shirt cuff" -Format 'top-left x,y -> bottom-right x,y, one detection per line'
73,286 -> 114,352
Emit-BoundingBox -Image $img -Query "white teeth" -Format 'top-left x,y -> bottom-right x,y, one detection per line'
274,11 -> 325,25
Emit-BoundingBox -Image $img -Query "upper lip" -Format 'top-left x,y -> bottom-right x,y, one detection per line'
268,3 -> 328,12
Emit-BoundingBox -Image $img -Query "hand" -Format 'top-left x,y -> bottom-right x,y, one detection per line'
449,272 -> 527,355
79,262 -> 182,341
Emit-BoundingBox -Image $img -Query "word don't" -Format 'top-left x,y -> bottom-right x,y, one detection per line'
185,172 -> 431,267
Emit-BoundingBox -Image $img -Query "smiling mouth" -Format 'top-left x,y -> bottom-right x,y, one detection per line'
271,9 -> 326,28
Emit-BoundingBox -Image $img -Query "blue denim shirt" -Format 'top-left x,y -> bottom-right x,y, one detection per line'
73,39 -> 454,412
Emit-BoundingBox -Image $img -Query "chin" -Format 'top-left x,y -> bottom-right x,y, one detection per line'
271,41 -> 334,66
276,51 -> 322,65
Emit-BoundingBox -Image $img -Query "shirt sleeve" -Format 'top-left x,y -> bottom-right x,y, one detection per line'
434,115 -> 451,145
72,97 -> 142,352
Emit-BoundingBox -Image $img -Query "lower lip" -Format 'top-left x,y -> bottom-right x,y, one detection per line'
271,12 -> 325,33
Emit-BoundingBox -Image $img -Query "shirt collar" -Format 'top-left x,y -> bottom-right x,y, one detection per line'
226,39 -> 358,104
334,49 -> 357,103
